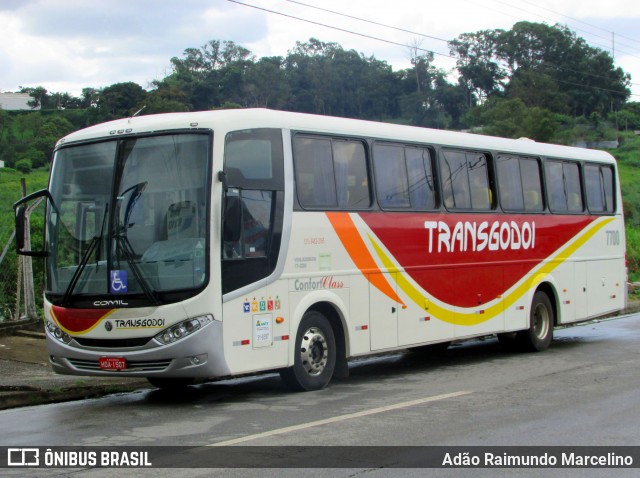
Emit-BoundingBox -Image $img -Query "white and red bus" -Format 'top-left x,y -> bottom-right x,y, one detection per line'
15,109 -> 626,391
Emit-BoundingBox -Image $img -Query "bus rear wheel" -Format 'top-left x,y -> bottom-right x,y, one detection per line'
517,291 -> 554,352
280,310 -> 336,392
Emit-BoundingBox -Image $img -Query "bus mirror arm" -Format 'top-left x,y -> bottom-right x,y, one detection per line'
13,188 -> 51,257
15,205 -> 26,252
217,170 -> 228,190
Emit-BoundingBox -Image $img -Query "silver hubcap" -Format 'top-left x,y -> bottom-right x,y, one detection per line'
532,303 -> 550,339
300,326 -> 328,376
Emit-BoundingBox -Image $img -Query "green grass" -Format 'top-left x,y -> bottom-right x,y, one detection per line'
0,168 -> 49,246
626,225 -> 640,282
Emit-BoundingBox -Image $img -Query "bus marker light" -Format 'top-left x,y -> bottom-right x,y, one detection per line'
355,325 -> 368,331
419,317 -> 430,322
276,317 -> 284,324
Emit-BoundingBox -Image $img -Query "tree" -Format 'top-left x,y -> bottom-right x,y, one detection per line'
450,22 -> 631,117
245,56 -> 290,108
469,97 -> 559,142
449,30 -> 506,105
506,69 -> 569,113
497,22 -> 629,116
613,102 -> 640,130
80,88 -> 100,108
98,82 -> 147,118
31,116 -> 75,165
20,86 -> 49,109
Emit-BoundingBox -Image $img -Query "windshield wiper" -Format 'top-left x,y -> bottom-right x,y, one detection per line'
112,182 -> 160,305
61,206 -> 109,307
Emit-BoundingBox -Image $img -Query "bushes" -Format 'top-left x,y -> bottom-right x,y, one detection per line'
15,159 -> 32,174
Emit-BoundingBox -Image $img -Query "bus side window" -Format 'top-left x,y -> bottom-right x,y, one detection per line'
544,160 -> 584,213
441,150 -> 492,211
405,146 -> 436,209
293,137 -> 337,208
585,164 -> 615,214
373,143 -> 410,208
293,136 -> 370,210
497,155 -> 543,212
332,140 -> 370,209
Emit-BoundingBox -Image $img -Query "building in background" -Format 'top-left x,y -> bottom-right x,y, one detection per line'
0,93 -> 38,111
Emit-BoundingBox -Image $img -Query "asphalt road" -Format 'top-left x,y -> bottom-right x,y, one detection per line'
1,314 -> 640,477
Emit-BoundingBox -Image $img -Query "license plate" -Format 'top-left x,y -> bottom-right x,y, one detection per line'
99,357 -> 127,370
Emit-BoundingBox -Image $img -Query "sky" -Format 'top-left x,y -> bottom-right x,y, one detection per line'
0,0 -> 639,99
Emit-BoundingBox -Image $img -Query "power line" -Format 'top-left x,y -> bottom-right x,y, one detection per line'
515,0 -> 640,47
226,0 -> 456,61
284,0 -> 450,45
227,0 -> 637,98
482,0 -> 640,59
285,0 -> 639,87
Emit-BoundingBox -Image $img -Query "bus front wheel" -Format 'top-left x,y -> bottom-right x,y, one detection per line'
280,310 -> 336,392
518,291 -> 554,352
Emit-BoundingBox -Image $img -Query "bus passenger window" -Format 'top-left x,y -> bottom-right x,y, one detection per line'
544,160 -> 583,213
373,144 -> 410,208
441,150 -> 491,210
585,164 -> 615,213
497,155 -> 543,212
293,136 -> 370,209
520,158 -> 543,211
405,147 -> 436,209
333,140 -> 370,208
293,137 -> 337,208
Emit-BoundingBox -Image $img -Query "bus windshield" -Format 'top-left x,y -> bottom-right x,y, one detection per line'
47,133 -> 210,306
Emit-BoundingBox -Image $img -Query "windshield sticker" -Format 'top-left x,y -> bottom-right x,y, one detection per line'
110,270 -> 128,293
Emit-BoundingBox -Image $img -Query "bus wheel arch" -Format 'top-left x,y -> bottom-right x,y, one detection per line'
309,302 -> 348,379
280,301 -> 348,391
518,283 -> 557,352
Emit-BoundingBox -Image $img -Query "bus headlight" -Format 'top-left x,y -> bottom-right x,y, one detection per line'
154,315 -> 214,345
46,320 -> 72,344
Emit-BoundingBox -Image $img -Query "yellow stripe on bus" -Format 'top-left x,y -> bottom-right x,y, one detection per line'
368,217 -> 614,326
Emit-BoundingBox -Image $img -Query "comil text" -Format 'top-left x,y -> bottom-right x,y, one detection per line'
424,220 -> 536,253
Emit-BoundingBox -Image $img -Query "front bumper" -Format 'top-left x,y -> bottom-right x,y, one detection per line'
46,320 -> 231,379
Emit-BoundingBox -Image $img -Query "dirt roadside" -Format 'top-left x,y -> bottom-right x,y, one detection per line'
0,328 -> 149,410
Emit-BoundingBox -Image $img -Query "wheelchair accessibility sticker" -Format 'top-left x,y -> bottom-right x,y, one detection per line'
110,270 -> 128,293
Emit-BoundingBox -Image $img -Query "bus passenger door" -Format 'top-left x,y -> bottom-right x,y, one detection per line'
369,273 -> 398,350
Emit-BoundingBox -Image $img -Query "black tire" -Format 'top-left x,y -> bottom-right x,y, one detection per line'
147,377 -> 195,389
517,290 -> 554,352
280,310 -> 336,392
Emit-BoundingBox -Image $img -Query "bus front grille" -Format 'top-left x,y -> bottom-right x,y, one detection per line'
74,337 -> 152,348
67,358 -> 172,372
